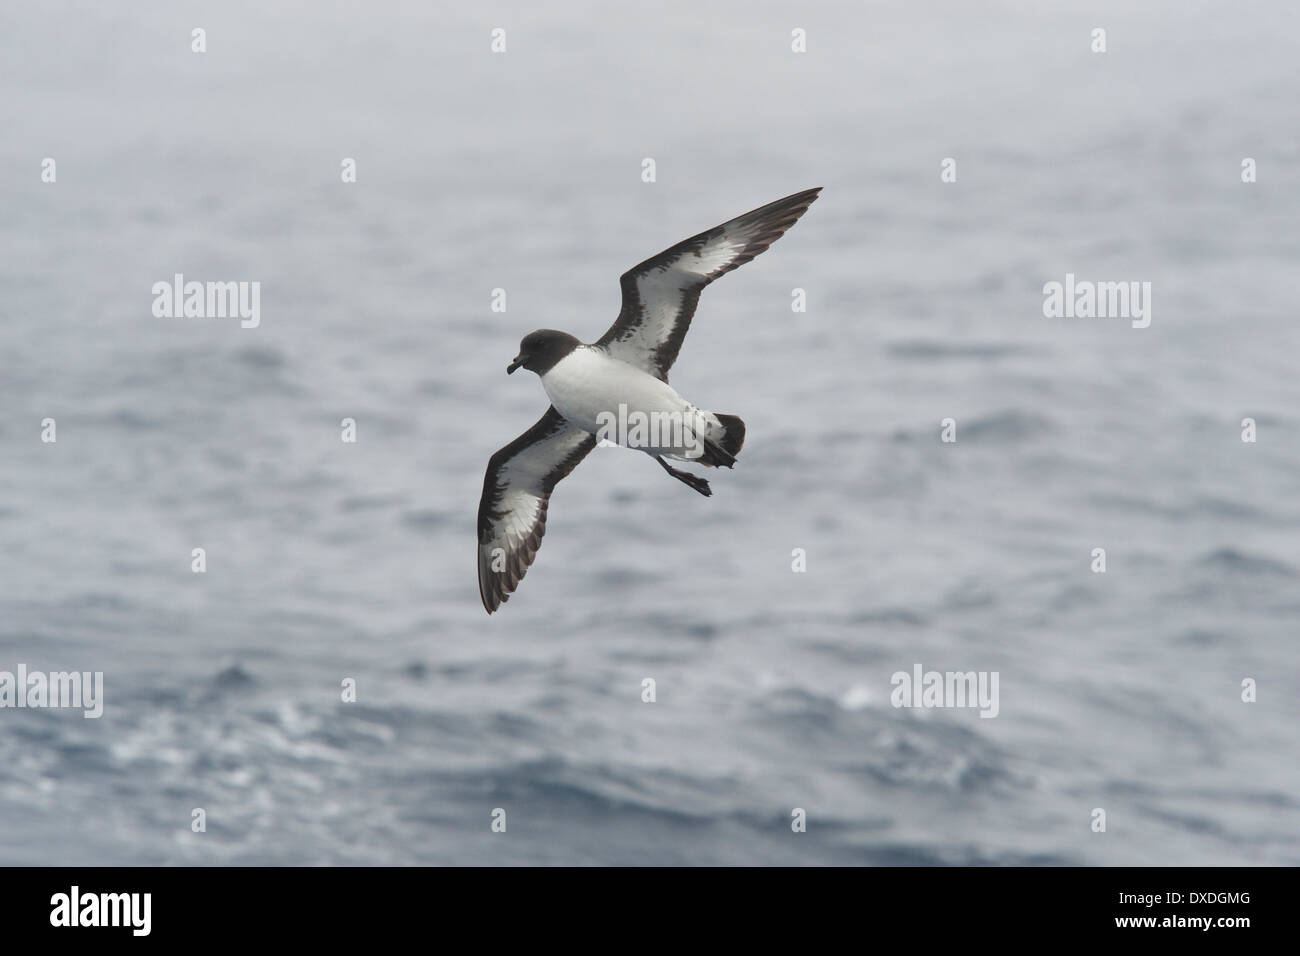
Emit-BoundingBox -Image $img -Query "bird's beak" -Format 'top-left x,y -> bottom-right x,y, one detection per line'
506,354 -> 525,374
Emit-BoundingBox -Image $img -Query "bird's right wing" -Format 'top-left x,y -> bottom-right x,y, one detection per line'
477,406 -> 597,613
595,187 -> 821,381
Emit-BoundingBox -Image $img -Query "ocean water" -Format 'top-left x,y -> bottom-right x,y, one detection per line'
1,0 -> 1298,865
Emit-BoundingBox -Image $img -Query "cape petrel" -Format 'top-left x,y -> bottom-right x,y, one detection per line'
477,187 -> 822,613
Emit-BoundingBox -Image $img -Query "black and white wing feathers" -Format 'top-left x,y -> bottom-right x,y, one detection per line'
477,407 -> 596,613
595,187 -> 821,381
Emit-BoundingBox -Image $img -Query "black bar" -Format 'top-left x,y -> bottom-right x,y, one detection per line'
0,866 -> 1282,941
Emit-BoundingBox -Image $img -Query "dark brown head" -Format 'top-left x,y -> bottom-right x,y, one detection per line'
507,330 -> 581,376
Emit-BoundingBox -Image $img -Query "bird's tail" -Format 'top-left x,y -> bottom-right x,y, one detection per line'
696,413 -> 745,468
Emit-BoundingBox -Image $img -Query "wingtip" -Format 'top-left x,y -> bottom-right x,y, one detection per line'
771,186 -> 822,216
480,573 -> 506,614
478,552 -> 503,614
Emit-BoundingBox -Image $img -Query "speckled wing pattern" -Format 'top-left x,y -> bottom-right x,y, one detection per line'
477,406 -> 597,613
596,187 -> 822,381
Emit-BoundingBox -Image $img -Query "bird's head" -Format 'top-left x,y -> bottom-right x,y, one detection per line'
507,329 -> 580,376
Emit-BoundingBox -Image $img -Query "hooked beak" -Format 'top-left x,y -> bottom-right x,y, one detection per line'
506,354 -> 525,374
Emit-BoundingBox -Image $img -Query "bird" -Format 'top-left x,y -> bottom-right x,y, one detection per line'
477,187 -> 822,613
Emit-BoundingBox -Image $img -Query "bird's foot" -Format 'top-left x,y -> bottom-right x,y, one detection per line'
656,457 -> 712,497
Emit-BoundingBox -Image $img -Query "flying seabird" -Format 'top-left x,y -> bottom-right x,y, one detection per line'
477,187 -> 822,613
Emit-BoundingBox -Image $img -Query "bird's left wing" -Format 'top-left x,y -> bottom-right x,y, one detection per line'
477,406 -> 597,613
595,187 -> 821,381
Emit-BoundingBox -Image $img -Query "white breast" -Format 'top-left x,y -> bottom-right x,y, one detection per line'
542,347 -> 695,434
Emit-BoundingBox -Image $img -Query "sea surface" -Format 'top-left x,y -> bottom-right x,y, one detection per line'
1,1 -> 1297,865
